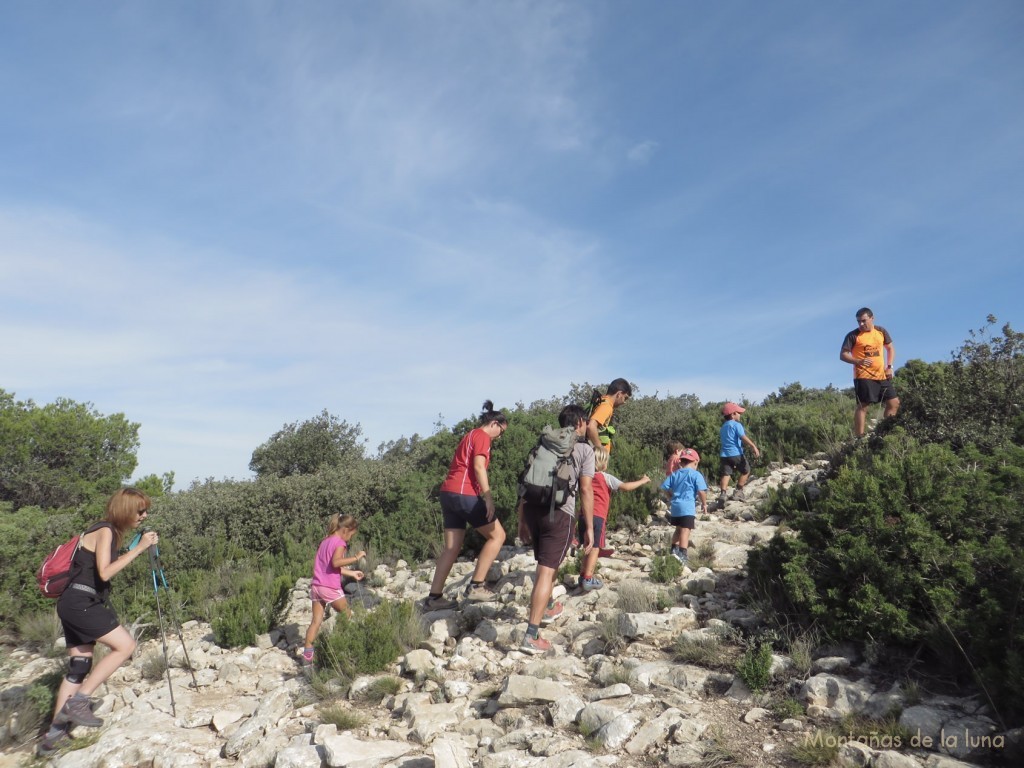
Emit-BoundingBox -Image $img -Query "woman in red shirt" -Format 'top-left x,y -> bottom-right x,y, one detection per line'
424,401 -> 508,611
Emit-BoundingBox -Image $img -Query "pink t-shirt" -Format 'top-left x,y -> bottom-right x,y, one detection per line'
312,535 -> 347,590
439,428 -> 492,496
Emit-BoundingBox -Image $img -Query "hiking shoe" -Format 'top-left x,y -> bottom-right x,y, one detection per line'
520,634 -> 552,654
423,595 -> 458,611
540,601 -> 564,626
37,727 -> 70,757
580,576 -> 604,592
301,647 -> 315,665
464,584 -> 497,602
732,487 -> 747,501
717,492 -> 728,508
671,547 -> 687,564
53,696 -> 100,726
59,694 -> 103,728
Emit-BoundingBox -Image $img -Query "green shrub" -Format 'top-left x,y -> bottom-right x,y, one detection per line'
736,641 -> 773,692
316,600 -> 424,686
649,554 -> 682,583
211,572 -> 291,648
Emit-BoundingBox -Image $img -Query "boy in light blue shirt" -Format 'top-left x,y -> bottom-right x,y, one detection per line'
659,448 -> 708,563
718,402 -> 760,506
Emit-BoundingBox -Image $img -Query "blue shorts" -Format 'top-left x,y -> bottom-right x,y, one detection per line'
578,515 -> 607,549
440,491 -> 491,530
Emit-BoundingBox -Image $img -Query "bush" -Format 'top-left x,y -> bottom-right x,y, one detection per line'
649,554 -> 682,583
736,641 -> 774,692
211,572 -> 291,648
316,600 -> 424,686
749,320 -> 1024,721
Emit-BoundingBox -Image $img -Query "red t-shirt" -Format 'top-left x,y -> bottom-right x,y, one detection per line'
439,428 -> 491,496
593,472 -> 611,520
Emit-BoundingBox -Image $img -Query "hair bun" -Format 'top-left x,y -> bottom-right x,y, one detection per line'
482,400 -> 494,412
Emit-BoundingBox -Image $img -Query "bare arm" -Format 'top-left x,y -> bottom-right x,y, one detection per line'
472,455 -> 490,495
618,475 -> 651,492
697,490 -> 708,514
884,342 -> 896,373
331,545 -> 366,569
579,475 -> 594,553
741,435 -> 761,458
474,454 -> 495,520
93,526 -> 157,582
586,419 -> 603,451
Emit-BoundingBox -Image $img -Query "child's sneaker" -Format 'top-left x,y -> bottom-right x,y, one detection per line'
580,576 -> 604,592
671,547 -> 686,564
540,601 -> 564,626
423,595 -> 458,611
464,584 -> 497,602
301,647 -> 315,665
520,634 -> 552,654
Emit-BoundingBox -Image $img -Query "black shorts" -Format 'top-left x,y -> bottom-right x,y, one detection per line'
57,588 -> 120,647
854,378 -> 898,405
670,515 -> 696,529
719,454 -> 750,477
578,515 -> 606,549
522,502 -> 574,570
440,491 -> 491,530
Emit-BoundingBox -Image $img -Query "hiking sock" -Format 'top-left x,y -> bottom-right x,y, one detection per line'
526,623 -> 540,638
428,592 -> 443,600
546,598 -> 556,610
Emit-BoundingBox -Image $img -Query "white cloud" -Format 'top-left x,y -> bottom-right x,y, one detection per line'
627,140 -> 659,165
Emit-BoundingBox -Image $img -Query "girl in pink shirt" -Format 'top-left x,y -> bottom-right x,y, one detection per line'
302,514 -> 365,664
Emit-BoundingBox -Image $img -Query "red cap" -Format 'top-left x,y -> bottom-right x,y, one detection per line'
680,448 -> 700,464
722,402 -> 745,417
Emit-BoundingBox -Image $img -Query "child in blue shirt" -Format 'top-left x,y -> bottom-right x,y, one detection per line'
718,402 -> 760,506
659,448 -> 708,563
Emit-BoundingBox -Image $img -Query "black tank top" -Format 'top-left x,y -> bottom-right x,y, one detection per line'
70,522 -> 118,598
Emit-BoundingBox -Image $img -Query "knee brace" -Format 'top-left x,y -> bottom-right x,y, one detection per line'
66,655 -> 92,684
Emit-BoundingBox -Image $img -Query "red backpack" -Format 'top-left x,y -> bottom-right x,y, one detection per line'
37,533 -> 85,598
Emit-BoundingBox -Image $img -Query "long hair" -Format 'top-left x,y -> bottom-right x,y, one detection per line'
326,513 -> 359,537
105,488 -> 151,550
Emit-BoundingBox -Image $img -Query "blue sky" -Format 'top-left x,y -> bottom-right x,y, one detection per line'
1,1 -> 1021,485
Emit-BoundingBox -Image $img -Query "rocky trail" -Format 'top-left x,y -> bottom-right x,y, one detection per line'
0,457 -> 1010,768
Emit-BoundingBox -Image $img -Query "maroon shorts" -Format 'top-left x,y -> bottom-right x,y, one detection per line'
522,502 -> 575,570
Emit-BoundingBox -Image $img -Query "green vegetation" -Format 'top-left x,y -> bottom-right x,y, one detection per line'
649,553 -> 682,583
736,641 -> 774,692
3,316 -> 1021,729
315,600 -> 425,688
750,317 -> 1024,721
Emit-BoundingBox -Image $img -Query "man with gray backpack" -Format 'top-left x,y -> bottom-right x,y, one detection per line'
516,404 -> 595,653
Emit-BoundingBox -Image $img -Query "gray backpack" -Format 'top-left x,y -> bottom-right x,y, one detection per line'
518,425 -> 578,518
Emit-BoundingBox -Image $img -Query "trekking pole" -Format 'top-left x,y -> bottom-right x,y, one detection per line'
147,546 -> 177,717
149,542 -> 199,690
